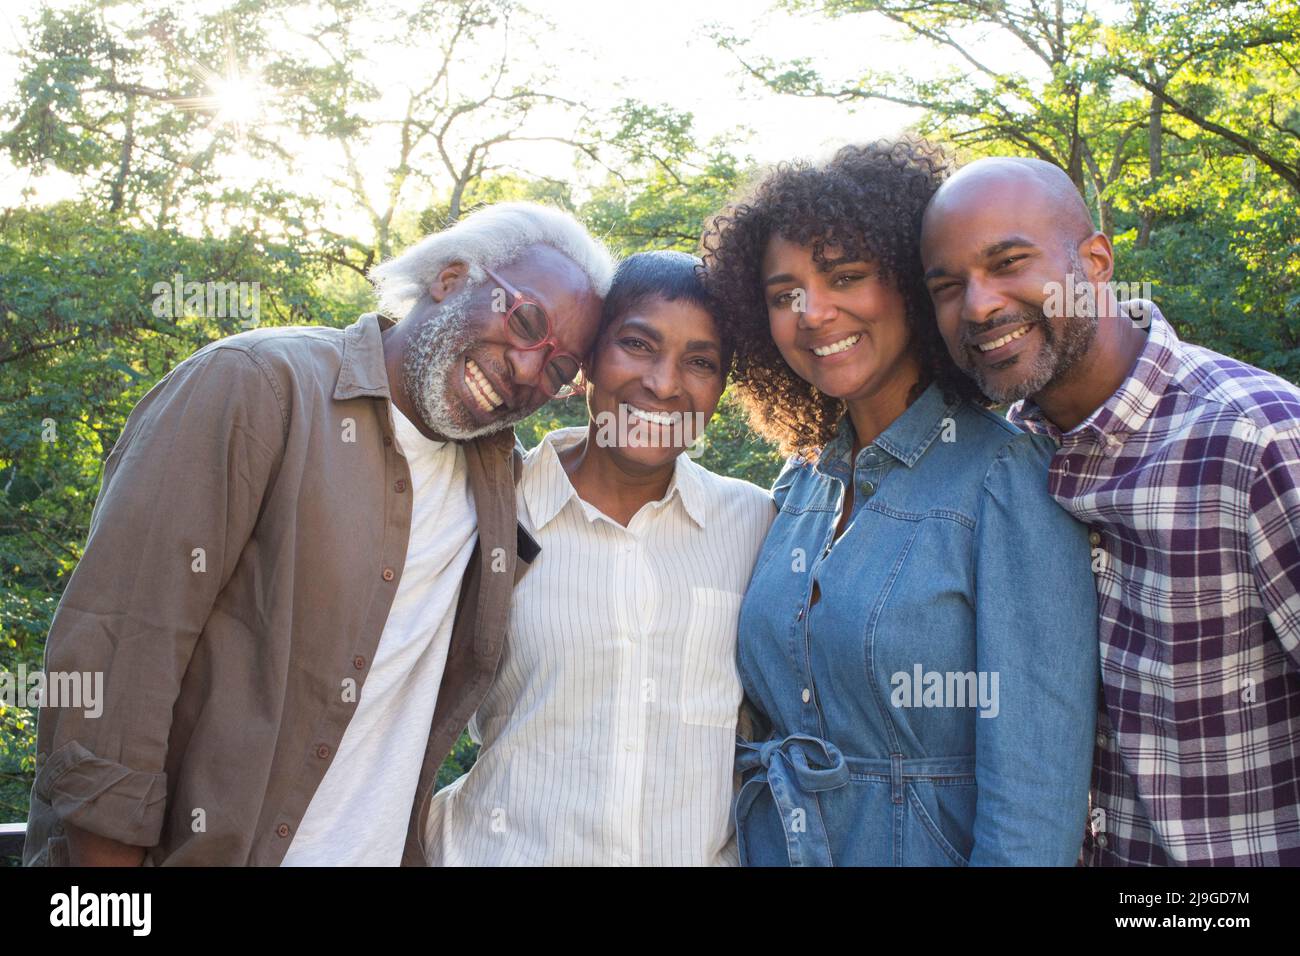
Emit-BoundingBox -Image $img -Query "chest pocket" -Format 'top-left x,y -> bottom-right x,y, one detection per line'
680,587 -> 745,728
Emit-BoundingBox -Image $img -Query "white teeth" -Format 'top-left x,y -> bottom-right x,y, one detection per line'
624,403 -> 678,426
812,334 -> 862,357
465,373 -> 494,413
976,324 -> 1033,353
467,360 -> 503,406
465,359 -> 503,412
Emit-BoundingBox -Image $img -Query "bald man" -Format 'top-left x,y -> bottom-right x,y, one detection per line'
920,157 -> 1300,867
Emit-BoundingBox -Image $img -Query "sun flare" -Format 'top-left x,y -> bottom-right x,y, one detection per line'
211,72 -> 265,126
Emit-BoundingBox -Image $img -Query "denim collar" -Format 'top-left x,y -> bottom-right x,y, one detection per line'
815,381 -> 962,479
1010,300 -> 1175,447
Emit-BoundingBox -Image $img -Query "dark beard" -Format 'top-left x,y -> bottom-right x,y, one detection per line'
957,270 -> 1099,403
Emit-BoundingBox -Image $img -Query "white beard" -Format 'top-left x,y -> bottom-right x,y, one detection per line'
399,285 -> 531,440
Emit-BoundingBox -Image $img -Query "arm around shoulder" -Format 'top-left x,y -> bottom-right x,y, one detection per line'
969,434 -> 1099,866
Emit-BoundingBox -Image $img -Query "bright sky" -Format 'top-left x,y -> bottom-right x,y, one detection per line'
514,1 -> 931,166
0,0 -> 1031,235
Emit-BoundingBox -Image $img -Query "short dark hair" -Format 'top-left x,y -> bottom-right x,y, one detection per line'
596,250 -> 732,371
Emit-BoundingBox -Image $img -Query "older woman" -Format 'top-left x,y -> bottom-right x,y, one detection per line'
699,139 -> 1099,866
424,251 -> 773,865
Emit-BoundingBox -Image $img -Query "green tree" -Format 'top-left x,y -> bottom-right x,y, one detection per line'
0,201 -> 353,828
715,0 -> 1300,376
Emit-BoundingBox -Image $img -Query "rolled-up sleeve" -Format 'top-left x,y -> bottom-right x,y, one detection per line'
30,344 -> 285,850
1247,426 -> 1300,666
969,434 -> 1099,866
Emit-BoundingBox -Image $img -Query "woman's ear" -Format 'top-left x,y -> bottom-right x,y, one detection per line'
581,336 -> 604,385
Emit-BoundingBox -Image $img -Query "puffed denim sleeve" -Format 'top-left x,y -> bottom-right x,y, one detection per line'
769,454 -> 804,510
968,433 -> 1099,866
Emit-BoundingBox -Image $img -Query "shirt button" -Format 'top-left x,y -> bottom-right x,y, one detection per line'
1089,531 -> 1102,546
623,740 -> 635,752
276,824 -> 291,838
353,656 -> 366,670
858,480 -> 875,496
1097,834 -> 1108,848
316,744 -> 331,759
797,607 -> 805,621
802,688 -> 811,704
394,479 -> 406,493
1096,732 -> 1107,749
382,567 -> 395,581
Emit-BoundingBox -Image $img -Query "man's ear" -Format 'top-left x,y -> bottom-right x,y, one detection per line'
1079,232 -> 1114,285
429,261 -> 470,303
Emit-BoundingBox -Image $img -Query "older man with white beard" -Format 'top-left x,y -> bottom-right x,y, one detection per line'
24,202 -> 612,867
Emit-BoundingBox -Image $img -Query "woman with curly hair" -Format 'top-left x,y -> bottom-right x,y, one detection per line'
699,138 -> 1100,866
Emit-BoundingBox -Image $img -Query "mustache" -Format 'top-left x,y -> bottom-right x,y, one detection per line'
958,310 -> 1044,348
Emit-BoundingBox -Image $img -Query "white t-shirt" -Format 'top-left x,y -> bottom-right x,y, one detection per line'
281,404 -> 477,866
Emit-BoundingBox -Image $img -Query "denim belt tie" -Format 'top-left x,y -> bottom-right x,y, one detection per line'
734,735 -> 977,866
734,733 -> 850,867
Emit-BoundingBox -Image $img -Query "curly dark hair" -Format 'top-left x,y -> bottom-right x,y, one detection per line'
699,136 -> 988,458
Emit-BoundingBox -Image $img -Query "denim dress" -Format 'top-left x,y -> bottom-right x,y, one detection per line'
735,382 -> 1099,866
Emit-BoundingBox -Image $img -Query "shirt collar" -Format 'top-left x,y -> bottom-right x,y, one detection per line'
521,426 -> 708,532
666,452 -> 709,529
1011,299 -> 1177,446
334,312 -> 395,401
816,380 -> 961,476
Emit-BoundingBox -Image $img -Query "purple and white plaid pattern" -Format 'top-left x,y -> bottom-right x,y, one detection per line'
1009,302 -> 1300,866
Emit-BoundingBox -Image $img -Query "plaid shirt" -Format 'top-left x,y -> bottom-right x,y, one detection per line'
1009,302 -> 1300,866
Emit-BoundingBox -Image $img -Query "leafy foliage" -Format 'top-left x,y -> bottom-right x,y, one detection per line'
717,0 -> 1299,377
2,0 -> 1295,831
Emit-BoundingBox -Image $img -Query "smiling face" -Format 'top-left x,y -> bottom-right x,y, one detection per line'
920,172 -> 1105,405
401,244 -> 603,440
762,236 -> 919,406
584,295 -> 727,471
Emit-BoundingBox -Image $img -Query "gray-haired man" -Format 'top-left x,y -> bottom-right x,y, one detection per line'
25,202 -> 612,866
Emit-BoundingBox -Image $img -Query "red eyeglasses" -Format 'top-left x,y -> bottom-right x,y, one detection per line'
482,265 -> 584,398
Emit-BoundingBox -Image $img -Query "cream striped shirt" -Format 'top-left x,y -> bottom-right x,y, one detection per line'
425,426 -> 774,866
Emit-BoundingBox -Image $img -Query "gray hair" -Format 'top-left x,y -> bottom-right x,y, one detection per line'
369,201 -> 616,318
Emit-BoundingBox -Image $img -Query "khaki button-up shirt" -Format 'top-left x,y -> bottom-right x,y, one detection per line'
24,312 -> 533,866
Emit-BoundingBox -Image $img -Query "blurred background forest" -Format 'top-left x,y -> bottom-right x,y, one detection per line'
1,0 -> 1297,851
